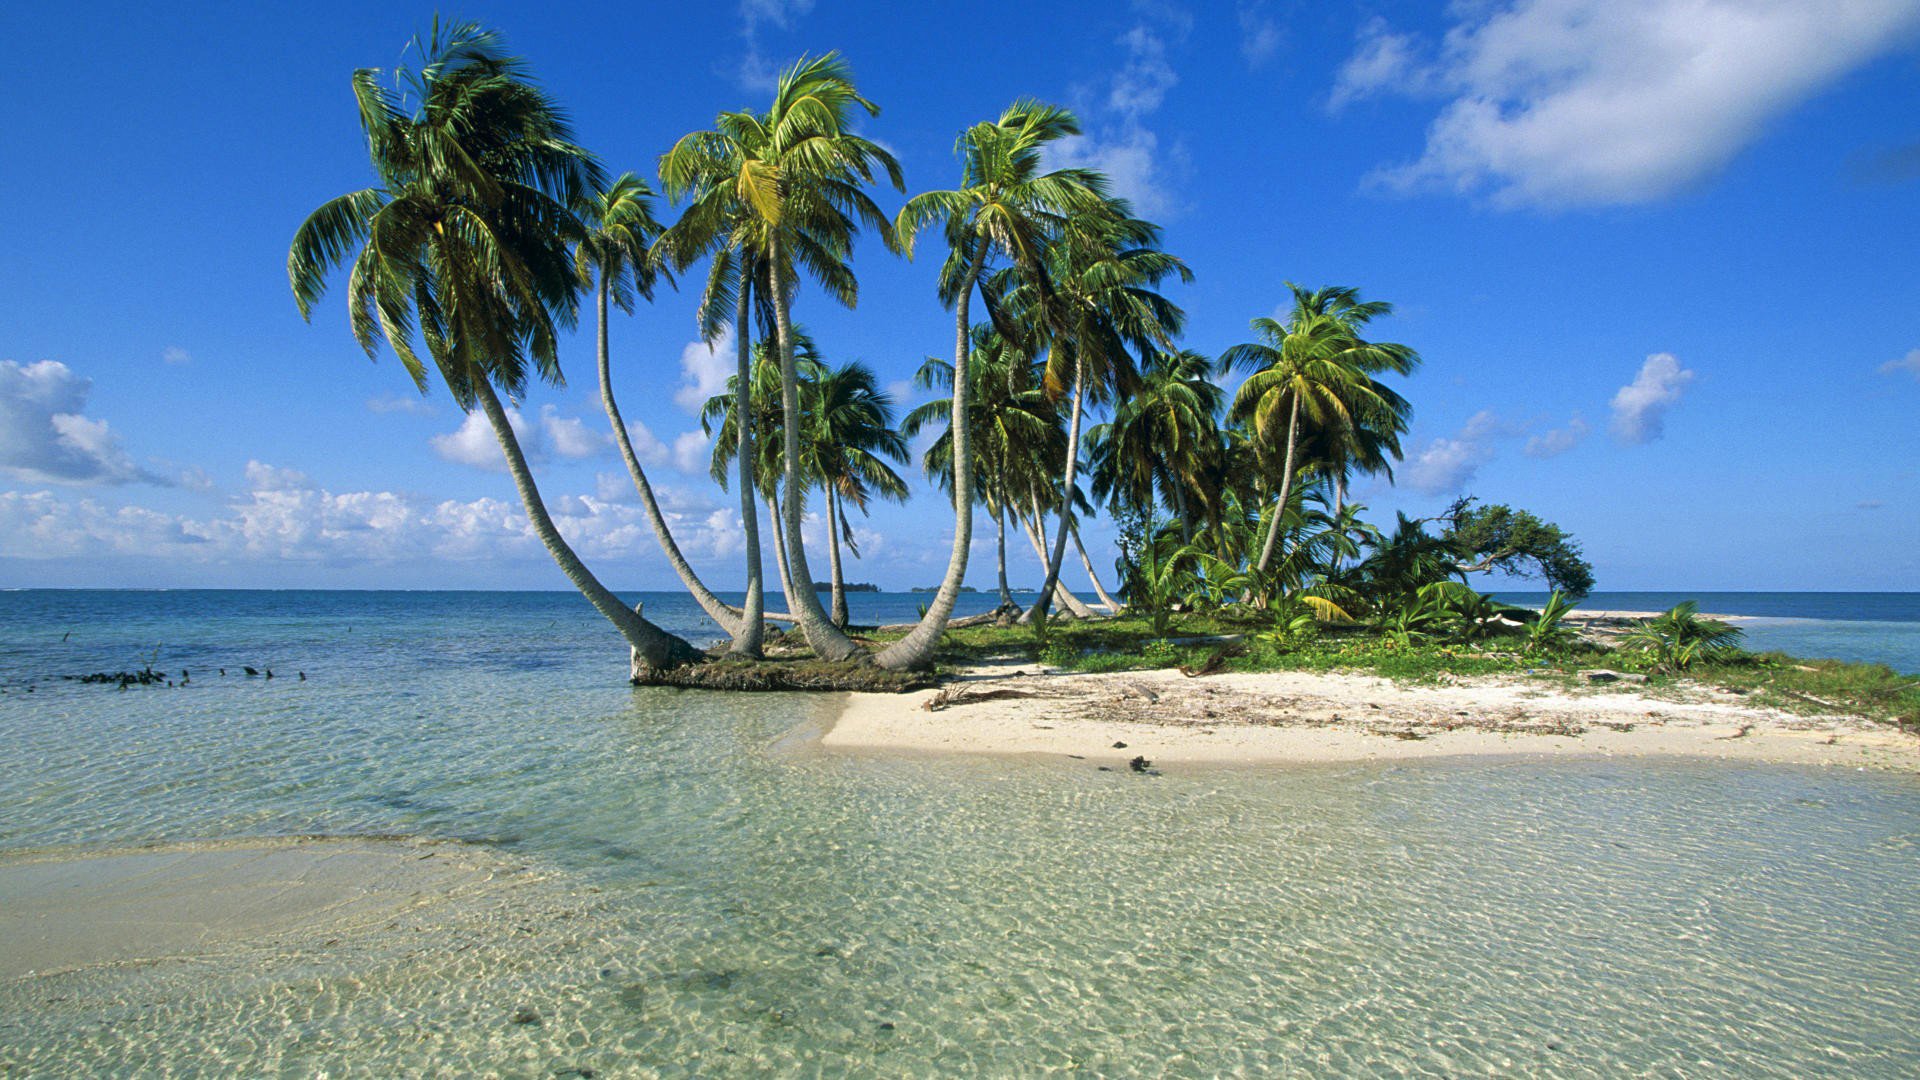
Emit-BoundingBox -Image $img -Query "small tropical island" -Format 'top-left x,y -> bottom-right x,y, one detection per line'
6,9 -> 1920,1076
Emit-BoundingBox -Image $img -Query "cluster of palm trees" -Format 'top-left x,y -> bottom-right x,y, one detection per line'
287,21 -> 1433,678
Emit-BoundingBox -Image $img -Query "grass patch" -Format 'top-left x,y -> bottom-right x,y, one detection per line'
1690,653 -> 1920,731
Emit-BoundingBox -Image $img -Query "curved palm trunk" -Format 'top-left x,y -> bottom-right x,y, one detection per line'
1019,506 -> 1091,619
1069,521 -> 1121,612
768,236 -> 860,661
595,278 -> 748,644
730,266 -> 766,655
766,492 -> 797,618
826,486 -> 849,629
874,238 -> 988,670
473,381 -> 699,678
1023,360 -> 1087,623
992,498 -> 1014,608
1172,482 -> 1194,543
1255,396 -> 1302,579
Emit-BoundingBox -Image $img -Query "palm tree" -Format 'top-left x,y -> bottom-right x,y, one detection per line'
879,100 -> 1103,669
288,20 -> 699,677
1220,284 -> 1418,591
1017,201 -> 1190,624
1088,347 -> 1223,538
903,325 -> 1055,611
665,54 -> 901,662
577,173 -> 760,650
807,361 -> 909,626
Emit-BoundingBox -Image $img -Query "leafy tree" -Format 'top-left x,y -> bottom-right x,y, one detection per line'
1628,601 -> 1743,671
1441,498 -> 1595,597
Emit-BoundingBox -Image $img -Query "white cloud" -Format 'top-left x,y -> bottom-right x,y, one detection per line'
1345,1 -> 1920,207
428,406 -> 613,471
1401,409 -> 1511,494
736,0 -> 817,89
672,430 -> 712,475
367,392 -> 435,416
1046,8 -> 1191,219
623,418 -> 671,468
1610,352 -> 1695,444
674,331 -> 734,414
0,359 -> 161,486
1879,347 -> 1920,379
1237,2 -> 1283,67
1329,18 -> 1430,110
244,460 -> 312,492
161,346 -> 191,366
1523,415 -> 1590,458
540,406 -> 609,459
1858,499 -> 1885,510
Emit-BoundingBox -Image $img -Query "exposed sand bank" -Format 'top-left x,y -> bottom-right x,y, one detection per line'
0,836 -> 525,980
824,662 -> 1920,771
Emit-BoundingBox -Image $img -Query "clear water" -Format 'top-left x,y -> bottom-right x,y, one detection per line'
1499,590 -> 1920,674
2,591 -> 1919,1076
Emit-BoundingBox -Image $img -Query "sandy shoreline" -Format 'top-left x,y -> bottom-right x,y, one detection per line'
823,661 -> 1920,771
0,836 -> 526,980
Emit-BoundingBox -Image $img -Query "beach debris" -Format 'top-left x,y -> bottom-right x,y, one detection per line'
552,1068 -> 596,1079
299,671 -> 307,681
922,684 -> 1048,712
1112,741 -> 1128,749
244,666 -> 259,677
66,667 -> 169,690
1718,724 -> 1755,741
1580,669 -> 1648,685
1128,755 -> 1153,773
61,631 -> 71,642
265,668 -> 274,679
1179,650 -> 1232,678
510,1006 -> 542,1026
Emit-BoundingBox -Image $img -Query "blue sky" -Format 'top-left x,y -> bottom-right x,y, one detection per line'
2,0 -> 1917,592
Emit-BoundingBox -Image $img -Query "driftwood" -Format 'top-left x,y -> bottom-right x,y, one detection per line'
922,684 -> 1052,712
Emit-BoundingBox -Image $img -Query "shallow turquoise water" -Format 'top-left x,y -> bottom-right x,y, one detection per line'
2,591 -> 1919,1076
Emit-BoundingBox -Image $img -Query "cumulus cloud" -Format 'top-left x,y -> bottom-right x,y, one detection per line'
674,330 -> 734,414
1879,347 -> 1920,379
1402,408 -> 1502,494
1523,415 -> 1590,458
161,346 -> 191,366
672,430 -> 712,475
1,474 -> 749,569
1,359 -> 162,486
1610,352 -> 1695,444
428,406 -> 613,471
1341,1 -> 1920,207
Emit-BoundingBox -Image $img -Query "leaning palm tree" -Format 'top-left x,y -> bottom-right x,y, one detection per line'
665,53 -> 902,662
882,101 -> 1105,668
1220,284 -> 1418,588
288,20 -> 699,678
577,173 -> 762,651
806,361 -> 910,627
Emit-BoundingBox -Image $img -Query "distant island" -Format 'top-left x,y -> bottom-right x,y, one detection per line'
911,585 -> 980,593
814,581 -> 879,593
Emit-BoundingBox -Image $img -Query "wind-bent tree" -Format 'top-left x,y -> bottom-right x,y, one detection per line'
665,53 -> 902,662
882,100 -> 1103,669
577,173 -> 755,648
288,21 -> 700,677
806,361 -> 909,626
1220,284 -> 1417,591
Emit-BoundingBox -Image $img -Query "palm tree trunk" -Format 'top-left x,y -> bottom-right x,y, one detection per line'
595,277 -> 749,644
993,498 -> 1013,608
1023,359 -> 1086,623
766,492 -> 796,617
768,234 -> 859,661
1172,482 -> 1193,543
1069,521 -> 1121,613
1020,504 -> 1090,619
874,237 -> 987,670
472,381 -> 699,678
1255,395 -> 1301,578
730,264 -> 765,656
827,485 -> 849,629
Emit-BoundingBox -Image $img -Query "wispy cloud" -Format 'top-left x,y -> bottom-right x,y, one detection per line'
1337,0 -> 1920,208
1610,353 -> 1695,444
367,392 -> 436,416
1402,409 -> 1503,495
1879,347 -> 1920,380
1,359 -> 165,486
735,0 -> 817,90
1236,2 -> 1283,67
674,330 -> 734,414
1523,415 -> 1590,458
161,346 -> 191,366
1047,3 -> 1192,219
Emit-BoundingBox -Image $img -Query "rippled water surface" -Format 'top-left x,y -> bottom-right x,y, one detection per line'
3,591 -> 1919,1076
